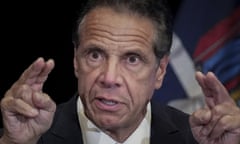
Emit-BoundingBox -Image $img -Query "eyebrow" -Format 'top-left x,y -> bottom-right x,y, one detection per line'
81,45 -> 106,55
121,48 -> 150,63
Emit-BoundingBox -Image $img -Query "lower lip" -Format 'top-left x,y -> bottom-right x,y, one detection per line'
94,99 -> 121,112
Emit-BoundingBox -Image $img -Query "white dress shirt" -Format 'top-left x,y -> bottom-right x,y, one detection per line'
77,97 -> 151,144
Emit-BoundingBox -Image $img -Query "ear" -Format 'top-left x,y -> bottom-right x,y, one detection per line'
155,55 -> 169,89
73,48 -> 79,78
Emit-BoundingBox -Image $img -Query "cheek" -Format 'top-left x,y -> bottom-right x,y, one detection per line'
132,67 -> 156,89
132,80 -> 155,102
125,69 -> 156,104
77,64 -> 100,98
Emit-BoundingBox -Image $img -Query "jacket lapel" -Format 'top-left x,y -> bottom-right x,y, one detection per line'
42,95 -> 194,144
150,101 -> 188,144
43,94 -> 84,144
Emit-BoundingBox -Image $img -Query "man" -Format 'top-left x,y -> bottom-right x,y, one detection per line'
0,0 -> 240,144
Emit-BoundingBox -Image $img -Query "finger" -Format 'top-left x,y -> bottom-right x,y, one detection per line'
208,105 -> 240,140
200,102 -> 240,138
209,114 -> 240,140
195,71 -> 215,108
36,58 -> 55,84
1,85 -> 39,117
12,84 -> 35,105
18,58 -> 55,85
30,59 -> 55,91
32,92 -> 56,112
1,97 -> 38,118
18,57 -> 46,85
205,72 -> 234,104
17,57 -> 54,91
190,107 -> 212,128
196,71 -> 235,108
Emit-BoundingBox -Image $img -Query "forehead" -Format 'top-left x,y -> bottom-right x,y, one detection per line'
79,7 -> 156,43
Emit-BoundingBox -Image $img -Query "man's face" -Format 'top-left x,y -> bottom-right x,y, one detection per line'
74,7 -> 168,132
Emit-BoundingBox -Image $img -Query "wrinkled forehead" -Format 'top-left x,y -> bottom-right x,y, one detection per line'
78,7 -> 156,42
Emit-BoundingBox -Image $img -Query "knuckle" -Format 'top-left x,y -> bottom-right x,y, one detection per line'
212,104 -> 225,115
0,96 -> 18,113
219,115 -> 232,131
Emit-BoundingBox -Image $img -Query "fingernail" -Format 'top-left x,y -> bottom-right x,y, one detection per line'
202,110 -> 211,122
30,108 -> 39,116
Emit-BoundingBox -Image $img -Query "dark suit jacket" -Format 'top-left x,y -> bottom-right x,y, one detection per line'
37,95 -> 198,144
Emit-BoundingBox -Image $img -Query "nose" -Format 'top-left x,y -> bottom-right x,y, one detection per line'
99,59 -> 121,88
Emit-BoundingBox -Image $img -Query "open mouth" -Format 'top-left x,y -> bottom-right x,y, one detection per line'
94,97 -> 121,112
99,98 -> 118,106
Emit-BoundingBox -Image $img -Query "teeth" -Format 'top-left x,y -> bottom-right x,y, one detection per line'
101,99 -> 117,106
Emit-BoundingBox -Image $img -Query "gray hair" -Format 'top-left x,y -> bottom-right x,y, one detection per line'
72,0 -> 173,60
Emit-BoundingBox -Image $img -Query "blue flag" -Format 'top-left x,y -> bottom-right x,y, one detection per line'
153,0 -> 240,110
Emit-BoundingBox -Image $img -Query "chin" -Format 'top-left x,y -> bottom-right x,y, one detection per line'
96,116 -> 123,129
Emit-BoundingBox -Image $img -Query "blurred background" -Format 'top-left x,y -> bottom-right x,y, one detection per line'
0,0 -> 240,126
154,0 -> 240,113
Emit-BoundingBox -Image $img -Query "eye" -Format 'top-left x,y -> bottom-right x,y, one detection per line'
126,54 -> 141,65
87,49 -> 104,62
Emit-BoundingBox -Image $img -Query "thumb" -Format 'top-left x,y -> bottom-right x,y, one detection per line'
190,107 -> 212,126
32,92 -> 56,112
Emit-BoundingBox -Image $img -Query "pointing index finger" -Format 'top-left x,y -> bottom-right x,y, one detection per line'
17,57 -> 55,91
195,71 -> 235,108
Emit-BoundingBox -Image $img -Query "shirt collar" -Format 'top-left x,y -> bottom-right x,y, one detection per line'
77,96 -> 151,144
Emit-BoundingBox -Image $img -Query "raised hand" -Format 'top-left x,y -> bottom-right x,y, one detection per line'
0,57 -> 56,144
190,71 -> 240,144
